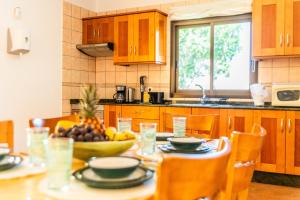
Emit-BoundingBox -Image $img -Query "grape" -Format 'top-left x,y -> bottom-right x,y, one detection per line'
58,127 -> 65,133
86,125 -> 93,133
84,133 -> 93,141
77,135 -> 84,141
93,136 -> 100,142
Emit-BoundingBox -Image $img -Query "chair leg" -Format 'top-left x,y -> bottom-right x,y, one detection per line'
237,189 -> 249,200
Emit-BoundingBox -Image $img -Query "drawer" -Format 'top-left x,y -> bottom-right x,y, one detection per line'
122,106 -> 160,119
132,119 -> 160,133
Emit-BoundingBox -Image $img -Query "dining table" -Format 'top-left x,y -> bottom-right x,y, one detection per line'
0,140 -> 218,200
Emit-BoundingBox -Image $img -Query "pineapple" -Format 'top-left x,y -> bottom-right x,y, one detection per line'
80,85 -> 103,132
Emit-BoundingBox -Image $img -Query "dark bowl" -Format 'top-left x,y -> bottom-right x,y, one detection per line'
0,148 -> 10,161
88,156 -> 140,179
168,137 -> 204,150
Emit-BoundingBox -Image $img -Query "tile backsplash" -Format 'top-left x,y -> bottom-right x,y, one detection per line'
62,1 -> 97,115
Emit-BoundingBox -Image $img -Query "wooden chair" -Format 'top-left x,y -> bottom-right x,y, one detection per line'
0,120 -> 14,149
29,115 -> 80,134
222,124 -> 266,200
154,137 -> 231,200
162,113 -> 218,138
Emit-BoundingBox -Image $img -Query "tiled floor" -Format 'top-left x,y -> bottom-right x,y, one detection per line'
249,183 -> 300,200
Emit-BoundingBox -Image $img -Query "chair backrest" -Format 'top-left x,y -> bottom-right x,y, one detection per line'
155,137 -> 231,200
223,124 -> 266,199
29,115 -> 80,134
0,120 -> 14,149
163,113 -> 217,138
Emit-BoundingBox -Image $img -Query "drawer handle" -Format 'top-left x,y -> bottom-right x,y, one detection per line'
130,46 -> 133,55
286,34 -> 290,47
280,119 -> 284,133
288,119 -> 292,133
134,46 -> 136,55
280,33 -> 283,47
228,117 -> 232,131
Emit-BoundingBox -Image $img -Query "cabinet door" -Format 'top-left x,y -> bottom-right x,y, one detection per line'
285,0 -> 300,55
114,15 -> 134,63
252,0 -> 285,57
154,12 -> 167,64
132,119 -> 160,133
253,110 -> 286,173
133,12 -> 155,62
226,109 -> 254,136
160,107 -> 192,132
94,17 -> 114,43
83,19 -> 97,44
104,105 -> 121,128
286,111 -> 300,175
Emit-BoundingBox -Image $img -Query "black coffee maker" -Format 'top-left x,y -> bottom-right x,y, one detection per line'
113,85 -> 126,103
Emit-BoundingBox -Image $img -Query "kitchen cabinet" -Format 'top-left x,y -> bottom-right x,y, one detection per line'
253,110 -> 286,173
114,11 -> 167,65
82,17 -> 114,44
103,105 -> 121,128
285,111 -> 300,175
252,0 -> 300,57
121,106 -> 160,132
220,109 -> 254,137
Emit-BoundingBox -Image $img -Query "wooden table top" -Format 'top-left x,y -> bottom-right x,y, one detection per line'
0,158 -> 85,200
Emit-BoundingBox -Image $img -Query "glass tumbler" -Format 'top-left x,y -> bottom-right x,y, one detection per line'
26,127 -> 49,166
46,138 -> 73,190
173,117 -> 187,137
140,123 -> 157,155
117,118 -> 132,132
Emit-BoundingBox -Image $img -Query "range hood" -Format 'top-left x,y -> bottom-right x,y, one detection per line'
76,43 -> 114,57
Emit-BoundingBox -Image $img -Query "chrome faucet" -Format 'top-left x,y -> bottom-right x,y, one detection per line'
195,84 -> 207,102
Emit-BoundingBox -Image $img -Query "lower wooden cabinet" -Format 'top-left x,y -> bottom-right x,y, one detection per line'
286,111 -> 300,175
160,107 -> 191,132
253,110 -> 286,173
103,105 -> 121,128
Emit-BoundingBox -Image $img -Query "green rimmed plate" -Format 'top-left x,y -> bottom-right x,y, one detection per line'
73,166 -> 154,189
0,155 -> 23,171
158,143 -> 212,154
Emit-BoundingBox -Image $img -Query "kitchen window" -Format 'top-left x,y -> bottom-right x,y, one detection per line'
170,14 -> 257,98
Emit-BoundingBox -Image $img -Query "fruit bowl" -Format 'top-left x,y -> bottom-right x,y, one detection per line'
73,139 -> 136,161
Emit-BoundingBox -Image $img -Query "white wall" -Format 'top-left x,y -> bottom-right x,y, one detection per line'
0,0 -> 62,151
66,0 -> 98,12
96,0 -> 182,12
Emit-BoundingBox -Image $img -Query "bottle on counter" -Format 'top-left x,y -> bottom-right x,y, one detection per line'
143,88 -> 151,103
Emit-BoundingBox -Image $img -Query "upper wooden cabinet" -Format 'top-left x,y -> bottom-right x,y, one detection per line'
114,11 -> 167,65
253,0 -> 300,57
83,17 -> 114,44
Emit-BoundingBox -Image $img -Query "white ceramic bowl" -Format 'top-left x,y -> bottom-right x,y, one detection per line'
168,137 -> 204,150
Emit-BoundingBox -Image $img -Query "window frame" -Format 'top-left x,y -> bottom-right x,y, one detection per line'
170,14 -> 257,99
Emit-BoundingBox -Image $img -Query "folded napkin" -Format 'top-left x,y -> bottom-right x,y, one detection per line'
0,157 -> 46,180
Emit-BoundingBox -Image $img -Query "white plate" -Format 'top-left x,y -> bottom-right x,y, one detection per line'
89,157 -> 140,169
156,132 -> 173,138
82,167 -> 147,182
168,137 -> 204,144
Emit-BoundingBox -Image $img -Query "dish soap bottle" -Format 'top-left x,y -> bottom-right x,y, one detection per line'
143,88 -> 151,103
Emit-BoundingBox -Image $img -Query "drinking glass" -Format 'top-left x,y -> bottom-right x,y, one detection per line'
26,127 -> 49,166
140,123 -> 157,155
46,138 -> 73,190
117,118 -> 132,132
173,117 -> 187,137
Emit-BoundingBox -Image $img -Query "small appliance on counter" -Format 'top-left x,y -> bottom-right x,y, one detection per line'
149,92 -> 164,104
272,83 -> 300,107
127,87 -> 135,103
113,85 -> 126,103
140,76 -> 146,103
250,84 -> 268,106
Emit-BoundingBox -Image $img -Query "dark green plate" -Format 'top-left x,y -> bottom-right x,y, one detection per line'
0,155 -> 23,171
73,166 -> 154,189
158,144 -> 212,154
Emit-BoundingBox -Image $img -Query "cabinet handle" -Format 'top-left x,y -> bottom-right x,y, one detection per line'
98,29 -> 100,38
288,119 -> 292,133
280,33 -> 283,47
93,29 -> 96,38
134,46 -> 136,55
130,46 -> 132,55
280,119 -> 285,133
228,117 -> 232,131
286,34 -> 290,47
